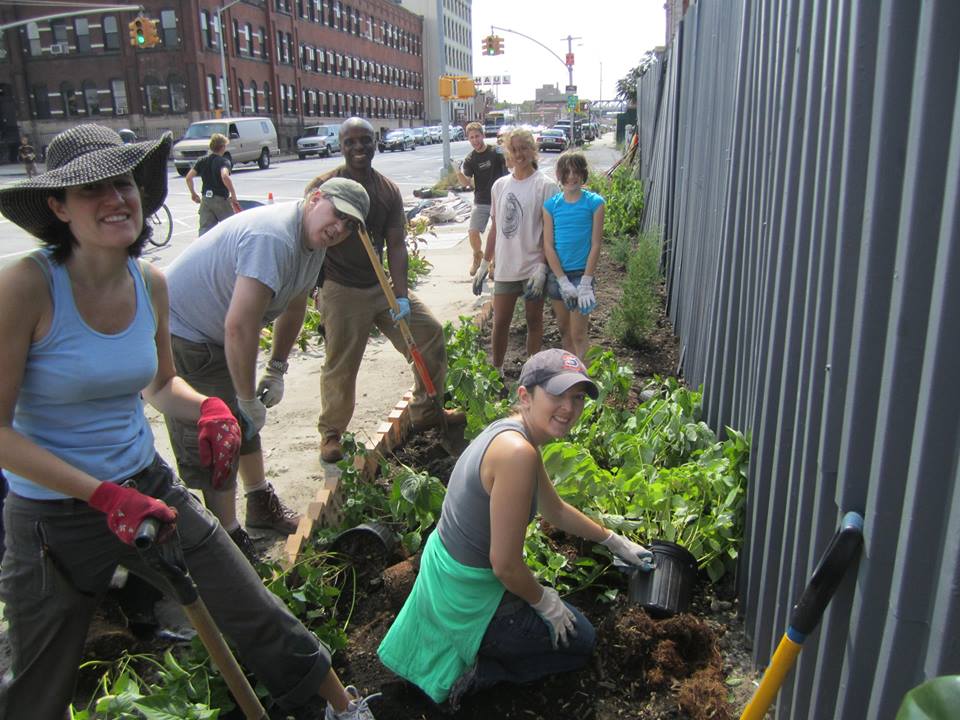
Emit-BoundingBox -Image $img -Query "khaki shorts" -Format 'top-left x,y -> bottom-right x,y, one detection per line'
165,336 -> 260,492
493,279 -> 526,295
469,203 -> 492,232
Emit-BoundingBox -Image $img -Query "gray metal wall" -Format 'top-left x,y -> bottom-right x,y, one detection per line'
637,1 -> 960,717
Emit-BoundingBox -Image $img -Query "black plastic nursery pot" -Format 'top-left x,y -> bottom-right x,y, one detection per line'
627,540 -> 698,618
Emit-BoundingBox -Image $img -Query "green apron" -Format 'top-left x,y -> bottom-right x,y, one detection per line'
377,531 -> 505,703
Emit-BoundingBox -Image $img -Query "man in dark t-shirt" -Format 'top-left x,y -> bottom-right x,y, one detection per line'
186,132 -> 241,236
458,121 -> 508,274
307,117 -> 464,463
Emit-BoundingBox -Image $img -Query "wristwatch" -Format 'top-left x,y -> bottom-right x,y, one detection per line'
267,358 -> 288,374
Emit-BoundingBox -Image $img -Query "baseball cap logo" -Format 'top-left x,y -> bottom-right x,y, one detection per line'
561,353 -> 583,371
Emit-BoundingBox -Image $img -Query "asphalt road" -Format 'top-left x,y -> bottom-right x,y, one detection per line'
0,137 -> 586,270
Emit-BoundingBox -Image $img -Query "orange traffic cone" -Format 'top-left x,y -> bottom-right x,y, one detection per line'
267,192 -> 274,204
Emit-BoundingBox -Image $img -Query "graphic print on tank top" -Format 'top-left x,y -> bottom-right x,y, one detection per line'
502,192 -> 523,238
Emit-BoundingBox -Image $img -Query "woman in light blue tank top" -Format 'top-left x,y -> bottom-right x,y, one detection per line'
378,349 -> 657,708
0,124 -> 378,720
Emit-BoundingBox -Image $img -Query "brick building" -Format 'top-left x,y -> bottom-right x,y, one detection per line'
0,0 -> 425,158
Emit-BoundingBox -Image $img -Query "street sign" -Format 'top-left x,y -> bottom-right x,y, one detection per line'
566,94 -> 578,109
565,85 -> 577,93
565,52 -> 574,66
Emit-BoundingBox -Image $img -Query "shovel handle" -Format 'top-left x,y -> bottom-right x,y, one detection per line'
134,518 -> 160,549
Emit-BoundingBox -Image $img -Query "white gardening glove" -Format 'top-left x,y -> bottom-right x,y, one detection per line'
531,586 -> 577,649
523,263 -> 549,299
577,275 -> 596,314
557,275 -> 579,310
256,367 -> 285,408
472,259 -> 489,296
236,396 -> 267,440
601,531 -> 655,571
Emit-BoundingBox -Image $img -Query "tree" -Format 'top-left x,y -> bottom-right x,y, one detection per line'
616,51 -> 659,107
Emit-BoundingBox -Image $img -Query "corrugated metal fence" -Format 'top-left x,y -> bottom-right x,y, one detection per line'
637,1 -> 960,717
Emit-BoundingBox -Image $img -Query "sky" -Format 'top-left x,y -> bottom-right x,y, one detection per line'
469,0 -> 667,105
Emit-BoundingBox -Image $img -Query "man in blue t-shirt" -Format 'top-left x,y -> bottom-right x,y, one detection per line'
186,133 -> 241,236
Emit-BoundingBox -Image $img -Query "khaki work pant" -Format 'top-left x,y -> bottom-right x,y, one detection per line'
317,279 -> 447,438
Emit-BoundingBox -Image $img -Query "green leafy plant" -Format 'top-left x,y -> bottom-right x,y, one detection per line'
383,216 -> 434,289
259,306 -> 325,354
896,676 -> 960,720
387,464 -> 446,553
443,318 -> 511,438
607,230 -> 661,347
71,647 -> 230,719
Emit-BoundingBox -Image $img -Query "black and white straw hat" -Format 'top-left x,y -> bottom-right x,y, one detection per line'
0,124 -> 172,239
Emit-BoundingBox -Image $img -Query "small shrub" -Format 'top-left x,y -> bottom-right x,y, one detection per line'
608,234 -> 635,267
607,231 -> 661,347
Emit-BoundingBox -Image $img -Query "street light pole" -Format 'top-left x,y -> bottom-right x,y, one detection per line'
217,0 -> 243,117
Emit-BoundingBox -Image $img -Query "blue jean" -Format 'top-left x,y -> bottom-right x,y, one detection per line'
471,597 -> 596,693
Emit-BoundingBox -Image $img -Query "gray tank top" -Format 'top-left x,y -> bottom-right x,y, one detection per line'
436,418 -> 539,568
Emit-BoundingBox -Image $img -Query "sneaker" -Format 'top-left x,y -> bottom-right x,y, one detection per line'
320,434 -> 344,463
324,685 -> 381,720
447,661 -> 478,711
228,526 -> 260,563
246,483 -> 300,535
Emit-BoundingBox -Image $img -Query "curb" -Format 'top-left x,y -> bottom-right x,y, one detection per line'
283,298 -> 494,567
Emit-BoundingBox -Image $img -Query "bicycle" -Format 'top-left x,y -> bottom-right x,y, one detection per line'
147,203 -> 173,247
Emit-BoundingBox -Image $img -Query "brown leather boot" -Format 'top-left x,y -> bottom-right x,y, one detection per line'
245,483 -> 300,535
320,434 -> 344,463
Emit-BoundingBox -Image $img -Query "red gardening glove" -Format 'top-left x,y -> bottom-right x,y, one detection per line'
197,397 -> 242,489
88,482 -> 178,545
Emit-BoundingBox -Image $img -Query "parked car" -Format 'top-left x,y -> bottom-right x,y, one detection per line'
448,124 -> 465,141
410,127 -> 429,145
173,117 -> 278,176
426,126 -> 442,143
538,128 -> 569,153
296,124 -> 341,158
378,129 -> 416,152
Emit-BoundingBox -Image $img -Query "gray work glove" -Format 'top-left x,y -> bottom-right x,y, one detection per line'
472,258 -> 489,296
601,531 -> 655,571
531,586 -> 577,649
557,275 -> 579,310
256,367 -> 285,408
577,275 -> 596,314
523,263 -> 549,299
236,396 -> 267,440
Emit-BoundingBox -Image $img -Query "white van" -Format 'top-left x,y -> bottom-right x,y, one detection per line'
296,124 -> 341,159
173,117 -> 279,175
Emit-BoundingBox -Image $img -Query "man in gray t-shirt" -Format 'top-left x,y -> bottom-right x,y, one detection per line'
164,178 -> 369,557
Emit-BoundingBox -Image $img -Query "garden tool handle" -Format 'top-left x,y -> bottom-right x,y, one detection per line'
357,227 -> 437,398
740,511 -> 864,720
134,520 -> 268,720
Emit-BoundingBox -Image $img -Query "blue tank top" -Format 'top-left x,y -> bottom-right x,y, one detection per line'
6,252 -> 158,500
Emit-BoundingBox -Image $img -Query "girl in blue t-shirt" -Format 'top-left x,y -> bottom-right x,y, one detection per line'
542,151 -> 606,360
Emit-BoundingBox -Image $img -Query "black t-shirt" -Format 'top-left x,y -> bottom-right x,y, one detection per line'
461,145 -> 507,205
315,166 -> 405,289
192,153 -> 232,197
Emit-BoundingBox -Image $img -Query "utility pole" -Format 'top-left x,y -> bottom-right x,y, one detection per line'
217,0 -> 244,117
435,0 -> 452,173
562,34 -> 582,146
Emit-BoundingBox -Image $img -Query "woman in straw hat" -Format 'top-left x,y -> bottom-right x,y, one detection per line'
0,124 -> 378,720
378,348 -> 654,709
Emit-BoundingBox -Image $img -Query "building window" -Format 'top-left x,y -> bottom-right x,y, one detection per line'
31,84 -> 51,118
200,11 -> 212,48
233,19 -> 240,55
75,18 -> 91,52
25,22 -> 42,56
251,80 -> 259,112
259,27 -> 267,59
103,16 -> 119,50
263,81 -> 271,113
144,76 -> 163,115
161,10 -> 178,46
82,80 -> 100,115
168,74 -> 187,112
244,24 -> 252,56
285,33 -> 292,63
52,20 -> 68,45
206,74 -> 217,110
110,78 -> 128,115
60,82 -> 79,117
237,79 -> 245,112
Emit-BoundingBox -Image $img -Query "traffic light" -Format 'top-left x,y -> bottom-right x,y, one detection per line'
129,17 -> 146,47
492,36 -> 504,55
438,76 -> 454,99
456,78 -> 476,99
483,36 -> 495,55
143,18 -> 160,48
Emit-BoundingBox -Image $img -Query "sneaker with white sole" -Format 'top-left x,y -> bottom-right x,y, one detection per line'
324,685 -> 380,720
